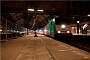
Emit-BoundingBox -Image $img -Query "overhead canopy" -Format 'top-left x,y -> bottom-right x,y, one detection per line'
1,1 -> 90,29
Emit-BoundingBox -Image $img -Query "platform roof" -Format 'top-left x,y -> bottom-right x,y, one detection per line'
1,1 -> 90,29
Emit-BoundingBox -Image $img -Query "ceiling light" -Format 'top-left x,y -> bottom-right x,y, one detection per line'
28,9 -> 34,11
37,10 -> 44,12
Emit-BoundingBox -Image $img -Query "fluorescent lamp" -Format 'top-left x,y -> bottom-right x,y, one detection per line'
37,10 -> 43,12
28,9 -> 34,11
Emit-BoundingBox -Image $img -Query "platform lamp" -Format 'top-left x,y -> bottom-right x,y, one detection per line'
77,20 -> 80,34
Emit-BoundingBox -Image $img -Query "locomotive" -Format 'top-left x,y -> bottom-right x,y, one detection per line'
44,17 -> 72,37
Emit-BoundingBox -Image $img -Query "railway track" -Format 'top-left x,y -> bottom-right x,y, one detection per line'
51,35 -> 90,53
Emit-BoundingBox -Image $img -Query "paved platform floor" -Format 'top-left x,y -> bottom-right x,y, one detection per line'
1,34 -> 90,60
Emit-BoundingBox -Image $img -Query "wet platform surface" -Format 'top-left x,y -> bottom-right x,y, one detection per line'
1,34 -> 90,60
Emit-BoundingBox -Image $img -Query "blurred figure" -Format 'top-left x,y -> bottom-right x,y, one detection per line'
34,32 -> 38,37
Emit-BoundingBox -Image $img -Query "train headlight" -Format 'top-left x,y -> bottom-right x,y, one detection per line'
57,31 -> 60,33
61,24 -> 66,28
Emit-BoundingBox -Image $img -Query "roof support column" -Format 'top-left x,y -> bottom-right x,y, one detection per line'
16,24 -> 17,38
6,20 -> 7,41
27,28 -> 29,35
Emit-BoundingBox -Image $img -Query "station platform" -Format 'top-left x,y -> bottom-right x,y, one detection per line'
1,34 -> 90,60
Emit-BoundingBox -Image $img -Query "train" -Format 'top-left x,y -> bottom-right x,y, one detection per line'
44,17 -> 72,37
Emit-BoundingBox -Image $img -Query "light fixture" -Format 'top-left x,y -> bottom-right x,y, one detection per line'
28,9 -> 34,11
53,18 -> 55,22
14,30 -> 16,32
77,21 -> 79,23
7,30 -> 9,31
0,29 -> 2,32
37,10 -> 44,12
87,14 -> 90,16
67,31 -> 70,33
